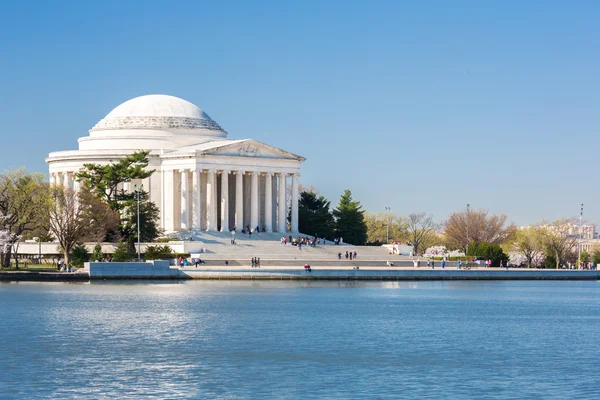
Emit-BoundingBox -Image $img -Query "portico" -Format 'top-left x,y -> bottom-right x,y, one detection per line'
46,94 -> 305,235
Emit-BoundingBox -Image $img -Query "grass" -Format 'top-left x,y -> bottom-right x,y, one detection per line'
1,264 -> 63,273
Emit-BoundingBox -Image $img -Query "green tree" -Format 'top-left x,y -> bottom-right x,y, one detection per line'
120,190 -> 163,249
364,212 -> 406,245
511,226 -> 545,268
298,191 -> 335,239
112,242 -> 134,262
592,250 -> 600,266
580,250 -> 591,264
76,151 -> 160,250
333,190 -> 368,245
69,243 -> 89,267
76,151 -> 154,212
91,244 -> 103,262
0,170 -> 51,268
467,241 -> 508,267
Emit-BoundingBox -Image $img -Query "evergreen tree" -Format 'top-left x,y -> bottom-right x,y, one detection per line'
112,241 -> 134,262
333,190 -> 368,245
91,244 -> 103,262
69,243 -> 90,267
298,191 -> 335,239
120,190 -> 163,251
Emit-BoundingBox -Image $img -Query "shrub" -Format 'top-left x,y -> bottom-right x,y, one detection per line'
70,243 -> 90,267
112,242 -> 134,262
91,244 -> 103,262
144,245 -> 174,260
466,241 -> 508,267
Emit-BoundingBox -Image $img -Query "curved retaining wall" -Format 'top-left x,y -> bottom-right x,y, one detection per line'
182,269 -> 600,281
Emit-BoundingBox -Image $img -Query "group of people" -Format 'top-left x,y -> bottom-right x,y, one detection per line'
251,257 -> 261,268
178,257 -> 206,268
337,251 -> 358,260
56,258 -> 73,272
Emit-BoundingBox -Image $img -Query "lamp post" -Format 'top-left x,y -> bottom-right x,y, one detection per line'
385,207 -> 391,244
466,204 -> 470,258
134,184 -> 143,262
578,203 -> 583,269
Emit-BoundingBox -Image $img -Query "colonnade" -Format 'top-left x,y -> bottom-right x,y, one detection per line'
49,172 -> 80,192
163,169 -> 299,234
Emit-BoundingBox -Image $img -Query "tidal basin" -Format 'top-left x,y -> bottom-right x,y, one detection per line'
1,281 -> 599,399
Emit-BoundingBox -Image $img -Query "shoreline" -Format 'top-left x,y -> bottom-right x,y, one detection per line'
2,267 -> 599,282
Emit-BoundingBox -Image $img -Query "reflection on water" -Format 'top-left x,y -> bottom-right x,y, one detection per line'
1,281 -> 599,399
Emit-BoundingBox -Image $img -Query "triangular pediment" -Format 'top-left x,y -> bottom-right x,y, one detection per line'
199,139 -> 305,161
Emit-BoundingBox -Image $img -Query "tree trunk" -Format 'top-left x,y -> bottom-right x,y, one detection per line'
2,250 -> 12,269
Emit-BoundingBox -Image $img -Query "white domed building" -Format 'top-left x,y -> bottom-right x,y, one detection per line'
46,95 -> 305,234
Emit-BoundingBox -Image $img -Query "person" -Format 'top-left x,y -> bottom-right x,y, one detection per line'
194,257 -> 200,268
457,259 -> 461,269
349,252 -> 353,261
427,259 -> 430,268
386,260 -> 394,267
441,259 -> 446,269
338,252 -> 342,260
298,242 -> 302,250
257,257 -> 261,268
183,258 -> 189,267
413,259 -> 418,268
251,257 -> 255,268
345,251 -> 349,259
353,251 -> 357,259
57,258 -> 63,271
499,260 -> 503,269
178,256 -> 184,267
431,259 -> 435,269
225,260 -> 229,266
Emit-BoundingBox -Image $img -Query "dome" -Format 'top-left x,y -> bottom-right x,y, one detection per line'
90,94 -> 225,133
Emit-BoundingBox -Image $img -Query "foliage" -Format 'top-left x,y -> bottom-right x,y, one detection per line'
466,241 -> 508,267
76,150 -> 154,212
406,212 -> 439,256
592,251 -> 600,266
120,190 -> 163,249
144,245 -> 174,260
0,170 -> 51,268
364,212 -> 406,244
91,244 -> 103,262
112,242 -> 134,262
580,250 -> 590,264
298,191 -> 335,240
69,243 -> 89,267
510,226 -> 545,268
444,208 -> 515,251
76,151 -> 161,249
332,190 -> 368,245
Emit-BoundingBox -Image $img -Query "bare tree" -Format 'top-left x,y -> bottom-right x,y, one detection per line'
445,208 -> 515,251
541,219 -> 578,269
364,212 -> 406,244
49,187 -> 117,263
406,212 -> 439,256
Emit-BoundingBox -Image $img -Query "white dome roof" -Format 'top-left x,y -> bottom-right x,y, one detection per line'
90,94 -> 225,133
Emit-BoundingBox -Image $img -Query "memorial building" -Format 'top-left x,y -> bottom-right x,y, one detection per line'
46,94 -> 305,234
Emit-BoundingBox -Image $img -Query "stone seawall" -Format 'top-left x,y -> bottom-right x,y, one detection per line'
182,269 -> 600,281
0,272 -> 89,282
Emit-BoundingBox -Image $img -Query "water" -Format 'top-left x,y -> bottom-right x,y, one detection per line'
0,280 -> 599,399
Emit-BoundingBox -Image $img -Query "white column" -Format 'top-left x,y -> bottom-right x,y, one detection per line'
62,172 -> 71,189
206,169 -> 216,231
123,182 -> 130,193
180,169 -> 189,230
291,173 -> 299,233
73,178 -> 81,193
264,173 -> 273,232
49,173 -> 55,186
192,169 -> 201,231
220,170 -> 230,232
163,170 -> 175,232
278,173 -> 287,233
235,171 -> 244,231
250,171 -> 259,232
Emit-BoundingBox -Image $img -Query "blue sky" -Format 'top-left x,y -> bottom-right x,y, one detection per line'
1,0 -> 599,225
